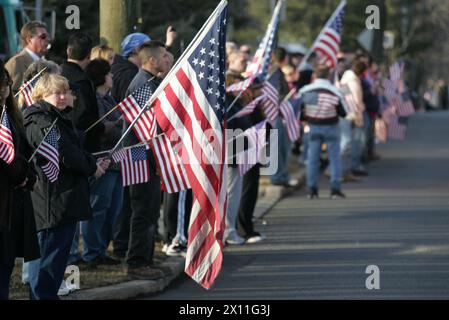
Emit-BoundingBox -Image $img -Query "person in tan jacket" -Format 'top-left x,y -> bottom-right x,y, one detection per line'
5,21 -> 50,94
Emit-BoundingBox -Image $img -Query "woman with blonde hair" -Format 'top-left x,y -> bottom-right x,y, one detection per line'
23,73 -> 110,299
91,44 -> 115,66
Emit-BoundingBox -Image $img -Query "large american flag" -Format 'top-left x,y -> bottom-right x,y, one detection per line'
310,0 -> 346,69
36,127 -> 59,183
0,111 -> 15,164
152,0 -> 228,289
280,92 -> 301,142
151,133 -> 191,193
117,82 -> 157,143
237,120 -> 267,176
19,74 -> 42,107
112,145 -> 150,186
226,0 -> 282,93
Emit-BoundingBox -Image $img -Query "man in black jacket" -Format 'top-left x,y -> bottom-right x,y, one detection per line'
60,32 -> 108,153
122,40 -> 170,279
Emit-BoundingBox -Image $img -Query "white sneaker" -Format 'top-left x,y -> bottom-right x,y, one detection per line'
246,233 -> 266,244
166,242 -> 187,257
57,280 -> 76,296
162,243 -> 169,253
225,233 -> 245,245
287,178 -> 299,187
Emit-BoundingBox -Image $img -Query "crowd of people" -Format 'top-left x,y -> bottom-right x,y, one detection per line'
1,19 -> 417,300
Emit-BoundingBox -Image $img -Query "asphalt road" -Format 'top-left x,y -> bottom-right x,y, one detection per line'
146,110 -> 449,300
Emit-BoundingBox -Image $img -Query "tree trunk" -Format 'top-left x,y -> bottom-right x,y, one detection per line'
99,0 -> 138,53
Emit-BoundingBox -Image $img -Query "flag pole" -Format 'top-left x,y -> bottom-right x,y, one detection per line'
297,0 -> 346,71
84,76 -> 156,134
14,67 -> 47,98
108,0 -> 228,156
28,118 -> 58,163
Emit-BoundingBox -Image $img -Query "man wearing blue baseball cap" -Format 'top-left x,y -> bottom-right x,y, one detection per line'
110,26 -> 177,261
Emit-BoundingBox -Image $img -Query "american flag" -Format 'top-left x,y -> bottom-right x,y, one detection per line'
117,82 -> 157,143
260,76 -> 280,123
389,61 -> 404,83
311,0 -> 346,69
151,133 -> 191,193
112,145 -> 149,186
226,0 -> 282,93
36,127 -> 59,183
0,111 -> 15,164
338,84 -> 358,113
237,120 -> 267,176
19,73 -> 42,107
280,92 -> 301,141
152,0 -> 228,289
382,78 -> 397,99
388,117 -> 406,140
395,91 -> 415,117
231,93 -> 265,119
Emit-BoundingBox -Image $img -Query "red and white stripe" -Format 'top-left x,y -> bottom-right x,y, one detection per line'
37,141 -> 59,183
0,113 -> 15,164
260,82 -> 279,122
226,77 -> 252,93
151,133 -> 191,193
387,118 -> 406,140
314,28 -> 341,69
21,85 -> 35,107
119,149 -> 150,187
233,94 -> 265,119
280,100 -> 300,141
154,63 -> 226,289
117,96 -> 157,143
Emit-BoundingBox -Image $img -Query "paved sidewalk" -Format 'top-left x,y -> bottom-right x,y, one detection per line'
62,165 -> 305,300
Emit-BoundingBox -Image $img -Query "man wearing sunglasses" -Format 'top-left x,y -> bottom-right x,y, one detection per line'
5,21 -> 50,94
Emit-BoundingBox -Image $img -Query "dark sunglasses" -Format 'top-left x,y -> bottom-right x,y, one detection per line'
36,33 -> 49,40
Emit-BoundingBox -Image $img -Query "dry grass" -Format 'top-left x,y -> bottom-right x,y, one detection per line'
9,241 -> 167,300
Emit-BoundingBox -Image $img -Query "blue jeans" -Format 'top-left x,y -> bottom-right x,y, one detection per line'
0,263 -> 14,300
270,117 -> 291,184
299,130 -> 310,165
81,171 -> 124,262
351,112 -> 369,171
29,224 -> 77,300
307,124 -> 341,191
339,118 -> 353,175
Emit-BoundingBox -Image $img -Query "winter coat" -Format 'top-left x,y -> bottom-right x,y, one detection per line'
23,101 -> 97,231
111,54 -> 139,103
0,107 -> 40,264
60,61 -> 105,153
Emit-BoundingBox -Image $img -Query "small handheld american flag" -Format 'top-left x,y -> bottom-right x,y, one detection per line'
36,127 -> 59,183
116,82 -> 157,143
112,145 -> 150,187
18,70 -> 45,107
0,110 -> 15,164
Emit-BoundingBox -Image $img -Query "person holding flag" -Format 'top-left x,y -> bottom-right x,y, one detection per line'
0,61 -> 40,300
23,73 -> 109,299
120,40 -> 171,280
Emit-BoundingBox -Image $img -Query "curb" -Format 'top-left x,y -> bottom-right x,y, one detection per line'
62,168 -> 306,300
